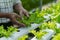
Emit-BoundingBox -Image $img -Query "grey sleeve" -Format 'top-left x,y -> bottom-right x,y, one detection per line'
13,0 -> 21,5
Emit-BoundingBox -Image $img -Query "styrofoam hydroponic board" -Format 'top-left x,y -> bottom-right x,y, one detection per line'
11,23 -> 40,40
0,23 -> 40,40
41,29 -> 55,40
31,29 -> 55,40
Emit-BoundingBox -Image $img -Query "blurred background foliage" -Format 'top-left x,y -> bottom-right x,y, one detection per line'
21,0 -> 54,11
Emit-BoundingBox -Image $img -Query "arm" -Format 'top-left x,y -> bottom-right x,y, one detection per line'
0,13 -> 20,18
0,13 -> 10,18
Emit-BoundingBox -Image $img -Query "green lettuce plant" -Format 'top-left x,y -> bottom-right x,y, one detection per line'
30,30 -> 47,40
18,9 -> 45,26
39,22 -> 57,30
0,25 -> 17,38
52,33 -> 60,40
18,35 -> 28,40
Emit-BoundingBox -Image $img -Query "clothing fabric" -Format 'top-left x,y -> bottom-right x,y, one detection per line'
0,0 -> 21,23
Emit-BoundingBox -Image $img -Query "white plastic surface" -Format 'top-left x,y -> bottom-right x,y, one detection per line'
0,37 -> 14,40
44,14 -> 51,22
0,37 -> 7,40
31,37 -> 37,40
56,23 -> 60,28
41,29 -> 55,40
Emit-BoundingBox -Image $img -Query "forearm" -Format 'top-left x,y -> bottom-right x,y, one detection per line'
0,13 -> 11,18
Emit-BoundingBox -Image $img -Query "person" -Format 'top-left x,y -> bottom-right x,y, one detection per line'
0,0 -> 29,29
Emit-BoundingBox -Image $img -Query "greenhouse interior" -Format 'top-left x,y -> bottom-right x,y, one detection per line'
0,0 -> 60,40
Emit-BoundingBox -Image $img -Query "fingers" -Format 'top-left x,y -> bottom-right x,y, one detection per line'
23,11 -> 29,18
20,11 -> 24,20
10,16 -> 26,27
18,23 -> 26,27
13,21 -> 26,28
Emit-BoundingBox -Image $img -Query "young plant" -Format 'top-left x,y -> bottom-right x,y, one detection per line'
39,21 -> 57,30
18,35 -> 28,40
52,33 -> 60,40
18,9 -> 45,26
0,25 -> 17,38
55,28 -> 60,34
30,30 -> 47,40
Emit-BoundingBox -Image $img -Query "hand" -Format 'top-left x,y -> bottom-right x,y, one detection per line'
8,13 -> 26,27
20,8 -> 29,19
13,3 -> 29,20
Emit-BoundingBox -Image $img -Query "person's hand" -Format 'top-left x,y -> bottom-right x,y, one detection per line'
13,3 -> 29,20
0,13 -> 26,27
8,13 -> 26,27
20,8 -> 29,19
